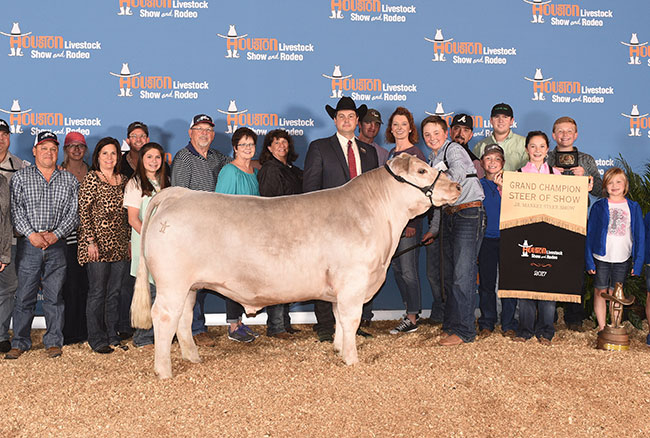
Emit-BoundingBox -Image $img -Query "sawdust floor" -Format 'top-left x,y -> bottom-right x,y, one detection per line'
1,318 -> 649,438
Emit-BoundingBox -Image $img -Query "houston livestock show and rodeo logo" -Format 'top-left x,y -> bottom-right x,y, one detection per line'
1,22 -> 101,59
621,105 -> 650,138
328,0 -> 416,22
116,0 -> 207,19
109,62 -> 209,100
216,25 -> 314,62
216,99 -> 314,137
321,65 -> 417,103
0,99 -> 101,137
423,28 -> 517,65
522,0 -> 613,27
621,33 -> 650,67
523,68 -> 614,104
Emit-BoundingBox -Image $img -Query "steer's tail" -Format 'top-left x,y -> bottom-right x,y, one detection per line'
131,187 -> 184,329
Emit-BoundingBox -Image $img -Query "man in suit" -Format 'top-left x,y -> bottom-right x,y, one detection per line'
303,96 -> 379,342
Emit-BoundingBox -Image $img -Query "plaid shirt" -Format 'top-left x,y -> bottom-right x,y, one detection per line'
10,165 -> 79,240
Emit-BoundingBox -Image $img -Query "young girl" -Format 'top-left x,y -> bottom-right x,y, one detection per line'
123,142 -> 170,348
586,167 -> 644,332
516,131 -> 561,345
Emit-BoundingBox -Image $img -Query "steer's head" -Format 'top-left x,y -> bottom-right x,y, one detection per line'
387,154 -> 461,207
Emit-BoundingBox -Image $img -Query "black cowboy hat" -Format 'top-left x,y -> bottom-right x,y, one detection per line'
325,96 -> 367,120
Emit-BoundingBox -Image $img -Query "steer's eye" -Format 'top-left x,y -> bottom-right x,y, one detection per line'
418,169 -> 426,174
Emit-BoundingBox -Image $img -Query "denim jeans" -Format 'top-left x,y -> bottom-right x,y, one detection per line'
133,282 -> 156,347
86,260 -> 128,350
62,242 -> 88,344
390,221 -> 422,315
118,272 -> 135,335
226,297 -> 244,324
266,303 -> 287,335
191,289 -> 208,336
426,234 -> 448,323
441,206 -> 485,342
517,298 -> 555,341
11,238 -> 67,351
477,237 -> 518,332
0,245 -> 17,342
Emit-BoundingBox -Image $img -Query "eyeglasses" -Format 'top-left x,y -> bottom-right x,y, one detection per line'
191,127 -> 214,133
237,143 -> 255,148
128,134 -> 147,140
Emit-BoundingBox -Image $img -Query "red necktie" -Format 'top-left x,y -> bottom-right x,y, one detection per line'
347,140 -> 357,179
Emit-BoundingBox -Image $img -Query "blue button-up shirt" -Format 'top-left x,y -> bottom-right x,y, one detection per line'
10,165 -> 79,239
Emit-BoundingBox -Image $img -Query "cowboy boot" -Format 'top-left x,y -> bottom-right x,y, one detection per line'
125,6 -> 132,15
531,15 -> 538,23
532,92 -> 539,101
538,16 -> 544,23
337,10 -> 343,19
126,88 -> 133,97
16,47 -> 23,57
15,125 -> 22,134
119,88 -> 125,97
635,56 -> 641,65
539,93 -> 545,101
329,10 -> 336,19
118,6 -> 125,15
226,49 -> 232,58
9,47 -> 16,57
233,49 -> 239,58
635,128 -> 641,136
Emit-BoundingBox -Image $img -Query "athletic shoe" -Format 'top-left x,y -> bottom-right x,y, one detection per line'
239,323 -> 260,338
228,326 -> 255,343
389,317 -> 418,334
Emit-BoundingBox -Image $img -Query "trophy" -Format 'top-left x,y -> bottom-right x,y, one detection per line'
596,282 -> 635,351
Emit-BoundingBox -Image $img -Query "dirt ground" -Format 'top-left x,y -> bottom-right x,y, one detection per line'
1,318 -> 649,438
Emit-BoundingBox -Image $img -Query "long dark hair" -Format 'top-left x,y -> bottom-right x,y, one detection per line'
133,142 -> 170,196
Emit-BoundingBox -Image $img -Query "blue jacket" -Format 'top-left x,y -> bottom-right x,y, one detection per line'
645,212 -> 650,264
585,197 -> 645,274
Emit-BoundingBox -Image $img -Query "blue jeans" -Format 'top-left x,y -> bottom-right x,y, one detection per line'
133,281 -> 156,347
593,258 -> 630,290
441,206 -> 485,342
0,245 -> 17,342
191,289 -> 208,335
477,237 -> 517,332
11,238 -> 67,351
390,221 -> 422,315
86,260 -> 128,350
266,303 -> 288,335
517,298 -> 555,341
426,233 -> 448,323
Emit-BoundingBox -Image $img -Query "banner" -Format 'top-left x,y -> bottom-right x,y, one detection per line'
498,171 -> 588,303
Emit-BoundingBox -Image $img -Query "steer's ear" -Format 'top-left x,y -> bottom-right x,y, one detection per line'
389,154 -> 410,175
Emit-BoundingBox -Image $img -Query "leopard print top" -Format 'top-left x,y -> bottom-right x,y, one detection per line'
77,171 -> 130,265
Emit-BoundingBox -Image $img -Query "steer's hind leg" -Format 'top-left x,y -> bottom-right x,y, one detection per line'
177,289 -> 201,363
332,302 -> 343,354
151,287 -> 186,379
335,293 -> 364,365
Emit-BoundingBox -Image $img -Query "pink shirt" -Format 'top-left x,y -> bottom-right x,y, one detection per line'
520,161 -> 561,175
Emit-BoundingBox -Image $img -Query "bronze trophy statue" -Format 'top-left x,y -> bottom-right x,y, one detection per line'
596,282 -> 635,351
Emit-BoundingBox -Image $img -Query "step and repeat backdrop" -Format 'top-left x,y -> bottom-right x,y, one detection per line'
3,0 -> 650,314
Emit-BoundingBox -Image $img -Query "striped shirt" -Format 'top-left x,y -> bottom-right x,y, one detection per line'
10,165 -> 79,240
171,142 -> 232,191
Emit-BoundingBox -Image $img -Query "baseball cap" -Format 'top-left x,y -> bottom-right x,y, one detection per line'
0,119 -> 9,134
190,114 -> 214,128
34,131 -> 59,147
127,121 -> 149,137
450,113 -> 473,130
481,143 -> 505,160
363,108 -> 383,124
491,103 -> 513,118
64,132 -> 86,147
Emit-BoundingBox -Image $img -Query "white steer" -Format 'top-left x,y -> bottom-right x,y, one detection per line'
131,154 -> 460,378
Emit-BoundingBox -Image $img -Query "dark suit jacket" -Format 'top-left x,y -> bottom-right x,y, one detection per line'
303,134 -> 379,192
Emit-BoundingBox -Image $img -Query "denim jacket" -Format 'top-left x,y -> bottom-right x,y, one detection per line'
585,197 -> 645,274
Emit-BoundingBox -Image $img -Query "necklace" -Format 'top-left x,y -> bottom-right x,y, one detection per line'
99,169 -> 116,185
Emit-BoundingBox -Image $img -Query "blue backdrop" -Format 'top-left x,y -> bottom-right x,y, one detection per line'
3,0 -> 649,314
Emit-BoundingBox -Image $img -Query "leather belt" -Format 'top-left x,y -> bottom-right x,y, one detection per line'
445,200 -> 482,215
